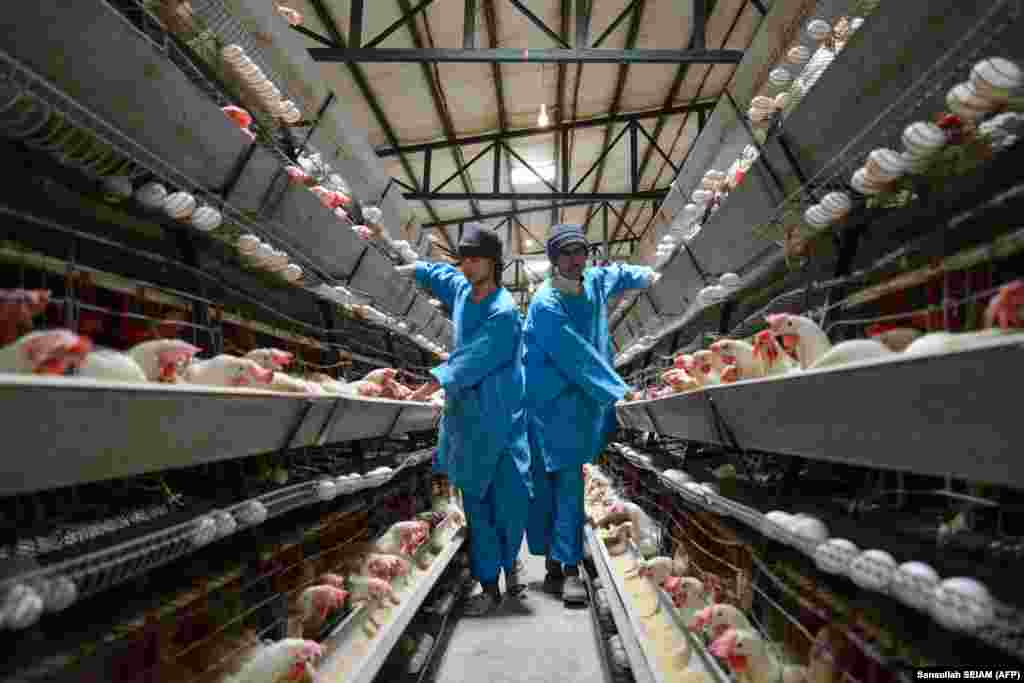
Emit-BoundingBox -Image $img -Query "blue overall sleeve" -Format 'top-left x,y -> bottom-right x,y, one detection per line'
430,309 -> 519,396
531,303 -> 629,407
414,262 -> 465,311
601,263 -> 656,299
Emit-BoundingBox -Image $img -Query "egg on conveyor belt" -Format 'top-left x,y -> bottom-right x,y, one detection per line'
163,191 -> 197,220
29,575 -> 78,613
190,205 -> 223,232
848,549 -> 896,592
237,500 -> 268,526
236,234 -> 260,255
662,469 -> 693,486
814,538 -> 859,575
970,57 -> 1023,103
191,516 -> 218,547
931,577 -> 996,633
761,510 -> 793,541
0,583 -> 44,630
890,561 -> 939,612
363,206 -> 383,223
213,510 -> 237,537
806,18 -> 831,42
316,479 -> 338,501
769,67 -> 793,87
102,175 -> 133,203
283,264 -> 303,282
787,515 -> 829,547
134,181 -> 167,210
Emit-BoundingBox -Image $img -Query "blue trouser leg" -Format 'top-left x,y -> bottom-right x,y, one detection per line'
462,452 -> 529,583
549,466 -> 585,567
526,444 -> 554,556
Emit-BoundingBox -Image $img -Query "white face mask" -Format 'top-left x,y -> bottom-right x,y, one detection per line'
551,269 -> 583,295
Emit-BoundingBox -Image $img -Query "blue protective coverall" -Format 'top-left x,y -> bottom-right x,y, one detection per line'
523,264 -> 654,566
415,262 -> 532,584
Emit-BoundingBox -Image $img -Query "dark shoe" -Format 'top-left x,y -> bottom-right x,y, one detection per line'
462,583 -> 502,616
542,557 -> 564,595
505,558 -> 527,598
562,567 -> 587,605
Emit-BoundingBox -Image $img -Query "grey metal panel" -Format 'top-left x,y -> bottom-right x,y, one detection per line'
290,399 -> 339,447
688,165 -> 781,276
613,325 -> 633,353
647,391 -> 720,444
631,294 -> 658,333
0,1 -> 244,191
408,296 -> 436,330
781,0 -> 1024,178
709,343 -> 1024,487
272,188 -> 362,279
349,246 -> 410,315
390,403 -> 440,435
646,252 -> 697,320
0,379 -> 311,496
228,146 -> 282,213
323,398 -> 402,442
616,401 -> 657,433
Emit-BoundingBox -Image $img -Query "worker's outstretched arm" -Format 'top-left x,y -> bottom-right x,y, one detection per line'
430,309 -> 520,395
411,262 -> 465,310
601,263 -> 660,298
532,304 -> 629,406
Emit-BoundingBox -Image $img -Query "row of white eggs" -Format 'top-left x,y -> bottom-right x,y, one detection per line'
236,234 -> 304,283
104,178 -> 224,232
697,272 -> 741,305
192,501 -> 269,548
221,44 -> 301,124
803,191 -> 852,229
762,511 -> 995,633
0,574 -> 78,631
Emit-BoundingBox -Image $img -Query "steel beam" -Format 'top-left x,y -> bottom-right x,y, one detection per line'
464,0 -> 478,48
396,0 -> 485,224
365,0 -> 438,48
422,198 -> 598,228
305,0 -> 454,252
404,190 -> 668,201
349,0 -> 364,48
309,47 -> 744,63
588,0 -> 646,199
575,0 -> 591,48
375,100 -> 715,156
508,0 -> 570,48
591,0 -> 640,48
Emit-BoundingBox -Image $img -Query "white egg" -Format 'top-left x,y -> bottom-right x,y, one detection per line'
848,549 -> 896,592
134,181 -> 167,209
237,500 -> 268,526
363,206 -> 383,223
890,562 -> 939,612
191,516 -> 218,547
283,264 -> 303,282
237,234 -> 261,254
213,510 -> 237,537
769,67 -> 793,86
789,516 -> 829,547
719,272 -> 740,288
1,584 -> 44,630
663,470 -> 693,486
814,538 -> 859,575
762,511 -> 793,541
102,175 -> 133,203
932,577 -> 995,633
806,19 -> 831,42
42,575 -> 77,613
163,191 -> 197,220
316,479 -> 338,501
691,189 -> 713,205
189,205 -> 223,232
681,203 -> 701,223
698,284 -> 726,304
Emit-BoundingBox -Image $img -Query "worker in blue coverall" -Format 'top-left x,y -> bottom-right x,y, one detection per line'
397,223 -> 532,616
523,223 -> 659,604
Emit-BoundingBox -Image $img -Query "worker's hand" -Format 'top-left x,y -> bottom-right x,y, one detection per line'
409,379 -> 441,402
394,263 -> 417,280
648,271 -> 662,287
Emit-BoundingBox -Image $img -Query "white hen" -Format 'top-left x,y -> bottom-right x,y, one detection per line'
128,339 -> 201,382
183,355 -> 274,387
77,350 -> 147,382
0,330 -> 92,375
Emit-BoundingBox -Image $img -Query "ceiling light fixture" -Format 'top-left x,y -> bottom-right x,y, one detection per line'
537,103 -> 549,127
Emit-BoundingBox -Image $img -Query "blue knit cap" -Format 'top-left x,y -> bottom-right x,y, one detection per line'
546,223 -> 589,263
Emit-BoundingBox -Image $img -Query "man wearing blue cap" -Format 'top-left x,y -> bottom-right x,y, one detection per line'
523,223 -> 660,604
397,223 -> 531,615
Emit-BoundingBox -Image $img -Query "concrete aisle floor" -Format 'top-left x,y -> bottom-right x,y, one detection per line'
431,542 -> 603,683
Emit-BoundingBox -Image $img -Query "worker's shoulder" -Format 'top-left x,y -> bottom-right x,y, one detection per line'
488,290 -> 521,318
